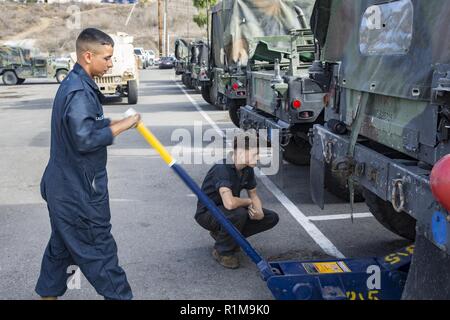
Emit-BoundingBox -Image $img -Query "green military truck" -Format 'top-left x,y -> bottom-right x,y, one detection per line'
181,40 -> 209,93
0,45 -> 71,85
238,6 -> 322,166
204,0 -> 308,111
239,5 -> 360,201
175,39 -> 189,76
191,41 -> 209,93
309,0 -> 450,298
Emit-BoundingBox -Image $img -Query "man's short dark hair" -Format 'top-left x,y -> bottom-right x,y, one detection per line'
233,130 -> 259,151
76,28 -> 114,55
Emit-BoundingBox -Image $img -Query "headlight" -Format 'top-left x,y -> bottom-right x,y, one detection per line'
114,76 -> 121,83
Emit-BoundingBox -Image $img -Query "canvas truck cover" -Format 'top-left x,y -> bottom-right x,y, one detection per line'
189,41 -> 209,65
310,0 -> 450,101
211,0 -> 308,68
198,42 -> 209,65
175,39 -> 189,60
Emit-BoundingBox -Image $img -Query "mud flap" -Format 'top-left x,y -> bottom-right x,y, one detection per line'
402,233 -> 450,299
310,156 -> 325,209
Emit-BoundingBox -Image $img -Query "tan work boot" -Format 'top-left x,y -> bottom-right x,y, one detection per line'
212,249 -> 240,269
40,296 -> 58,300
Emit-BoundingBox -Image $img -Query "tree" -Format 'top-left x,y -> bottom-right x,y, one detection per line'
192,0 -> 218,28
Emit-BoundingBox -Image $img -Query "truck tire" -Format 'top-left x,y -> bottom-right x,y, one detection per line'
201,83 -> 213,105
282,136 -> 311,166
324,163 -> 365,203
127,80 -> 138,105
228,99 -> 246,127
56,69 -> 68,83
2,71 -> 18,85
363,189 -> 416,241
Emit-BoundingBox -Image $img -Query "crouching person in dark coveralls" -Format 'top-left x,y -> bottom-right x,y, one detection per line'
36,28 -> 141,300
195,131 -> 279,269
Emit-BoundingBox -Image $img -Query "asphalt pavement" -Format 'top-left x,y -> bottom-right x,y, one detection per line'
0,69 -> 410,299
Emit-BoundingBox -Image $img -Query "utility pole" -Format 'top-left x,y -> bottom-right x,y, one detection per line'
206,0 -> 210,47
164,0 -> 168,56
158,0 -> 163,57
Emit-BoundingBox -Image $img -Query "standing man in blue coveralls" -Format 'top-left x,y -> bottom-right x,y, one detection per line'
36,28 -> 141,300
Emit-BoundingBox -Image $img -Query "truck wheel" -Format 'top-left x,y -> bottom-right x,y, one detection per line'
17,78 -> 26,84
56,69 -> 68,83
282,137 -> 311,166
228,99 -> 242,127
201,83 -> 212,105
324,163 -> 365,203
2,71 -> 18,85
127,80 -> 138,105
363,189 -> 416,241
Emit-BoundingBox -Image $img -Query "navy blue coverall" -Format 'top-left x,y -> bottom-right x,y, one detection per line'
35,63 -> 132,300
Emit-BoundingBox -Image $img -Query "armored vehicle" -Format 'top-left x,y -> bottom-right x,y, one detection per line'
93,32 -> 140,104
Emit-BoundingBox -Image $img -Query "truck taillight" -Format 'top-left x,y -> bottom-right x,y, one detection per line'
292,99 -> 302,109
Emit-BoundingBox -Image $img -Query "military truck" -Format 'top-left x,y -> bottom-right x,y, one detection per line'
190,41 -> 209,92
92,32 -> 139,105
237,6 -> 323,166
0,45 -> 71,85
309,0 -> 450,298
181,40 -> 209,93
203,0 -> 308,111
174,39 -> 189,76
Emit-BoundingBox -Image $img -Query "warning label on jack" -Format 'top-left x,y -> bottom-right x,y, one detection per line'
302,261 -> 351,274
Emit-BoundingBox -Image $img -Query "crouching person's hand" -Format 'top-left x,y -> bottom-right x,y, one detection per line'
248,204 -> 264,220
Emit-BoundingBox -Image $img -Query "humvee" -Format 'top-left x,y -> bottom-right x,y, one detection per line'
0,45 -> 71,85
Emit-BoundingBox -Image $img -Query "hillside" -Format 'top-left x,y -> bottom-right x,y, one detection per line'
0,0 -> 315,56
0,1 -> 205,55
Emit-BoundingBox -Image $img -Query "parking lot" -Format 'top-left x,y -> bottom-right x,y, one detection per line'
0,68 -> 410,299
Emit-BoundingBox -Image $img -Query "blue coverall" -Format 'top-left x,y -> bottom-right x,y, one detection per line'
35,63 -> 133,300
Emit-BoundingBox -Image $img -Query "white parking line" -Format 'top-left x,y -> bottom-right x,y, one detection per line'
175,81 -> 346,259
308,213 -> 373,221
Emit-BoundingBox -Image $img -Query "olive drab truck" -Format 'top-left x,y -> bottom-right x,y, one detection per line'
237,5 -> 324,167
204,0 -> 309,111
175,39 -> 189,76
0,45 -> 71,85
181,40 -> 209,93
309,0 -> 450,298
191,41 -> 210,93
181,40 -> 196,89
